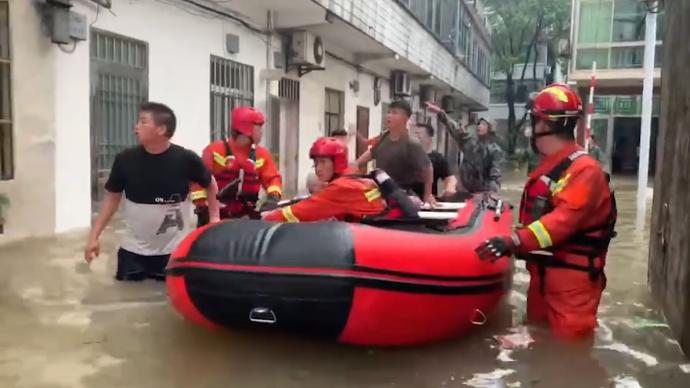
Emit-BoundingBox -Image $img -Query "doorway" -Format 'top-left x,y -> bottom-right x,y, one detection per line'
612,117 -> 658,175
356,106 -> 370,158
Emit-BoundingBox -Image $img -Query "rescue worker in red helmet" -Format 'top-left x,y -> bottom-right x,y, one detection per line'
475,83 -> 617,339
263,137 -> 389,223
191,106 -> 282,225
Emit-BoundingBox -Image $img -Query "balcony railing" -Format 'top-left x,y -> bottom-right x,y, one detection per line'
574,41 -> 663,70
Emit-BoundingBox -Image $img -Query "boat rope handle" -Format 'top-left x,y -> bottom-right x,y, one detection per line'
249,307 -> 277,324
470,309 -> 487,326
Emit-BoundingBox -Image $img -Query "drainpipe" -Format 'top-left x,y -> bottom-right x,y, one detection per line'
264,9 -> 274,149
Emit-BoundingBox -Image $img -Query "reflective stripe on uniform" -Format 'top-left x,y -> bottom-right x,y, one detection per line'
364,188 -> 381,202
213,152 -> 226,167
539,173 -> 571,196
190,190 -> 207,201
266,185 -> 282,195
550,173 -> 571,195
282,206 -> 299,222
255,158 -> 265,169
527,220 -> 553,248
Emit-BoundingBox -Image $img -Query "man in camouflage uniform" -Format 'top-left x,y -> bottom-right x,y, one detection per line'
426,102 -> 504,193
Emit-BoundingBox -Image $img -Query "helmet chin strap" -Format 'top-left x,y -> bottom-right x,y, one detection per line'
530,130 -> 556,155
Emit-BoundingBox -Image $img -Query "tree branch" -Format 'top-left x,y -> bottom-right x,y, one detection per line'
520,13 -> 544,82
533,14 -> 544,82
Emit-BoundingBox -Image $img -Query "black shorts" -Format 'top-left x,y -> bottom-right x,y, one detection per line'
115,248 -> 169,282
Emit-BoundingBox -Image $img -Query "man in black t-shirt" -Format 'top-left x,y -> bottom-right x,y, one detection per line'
84,102 -> 220,281
413,123 -> 457,199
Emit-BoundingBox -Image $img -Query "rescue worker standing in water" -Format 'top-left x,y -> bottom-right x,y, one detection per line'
191,106 -> 282,225
263,137 -> 385,223
475,83 -> 617,339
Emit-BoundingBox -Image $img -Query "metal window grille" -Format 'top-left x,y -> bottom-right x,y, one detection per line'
90,29 -> 148,178
279,78 -> 300,101
210,55 -> 254,141
324,88 -> 344,135
0,2 -> 12,181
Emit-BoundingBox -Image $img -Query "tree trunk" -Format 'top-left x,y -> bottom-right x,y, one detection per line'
648,0 -> 690,356
504,16 -> 543,156
533,38 -> 539,84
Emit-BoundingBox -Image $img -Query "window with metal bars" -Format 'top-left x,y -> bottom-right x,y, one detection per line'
210,55 -> 254,141
279,78 -> 300,102
0,2 -> 12,181
90,29 -> 148,183
324,88 -> 344,135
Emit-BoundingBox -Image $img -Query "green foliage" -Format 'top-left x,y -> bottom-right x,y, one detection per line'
486,0 -> 570,73
484,0 -> 571,155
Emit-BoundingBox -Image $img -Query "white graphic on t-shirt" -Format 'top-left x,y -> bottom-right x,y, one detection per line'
121,193 -> 190,256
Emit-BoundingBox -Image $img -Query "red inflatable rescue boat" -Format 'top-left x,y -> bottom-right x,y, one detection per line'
166,193 -> 514,346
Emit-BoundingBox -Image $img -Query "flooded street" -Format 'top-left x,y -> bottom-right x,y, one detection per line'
0,173 -> 688,388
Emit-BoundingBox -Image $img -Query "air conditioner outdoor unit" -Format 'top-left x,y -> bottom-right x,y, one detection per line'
290,31 -> 325,67
390,70 -> 411,98
420,85 -> 437,105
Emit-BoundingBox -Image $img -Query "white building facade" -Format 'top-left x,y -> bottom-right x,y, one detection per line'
0,0 -> 491,243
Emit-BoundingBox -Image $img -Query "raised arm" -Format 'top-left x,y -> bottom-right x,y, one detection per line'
425,102 -> 470,146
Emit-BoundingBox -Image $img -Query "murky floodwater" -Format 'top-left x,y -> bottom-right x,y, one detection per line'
0,173 -> 688,388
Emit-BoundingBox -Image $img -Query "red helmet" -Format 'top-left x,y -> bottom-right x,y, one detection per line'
231,106 -> 264,137
530,83 -> 583,122
309,137 -> 348,176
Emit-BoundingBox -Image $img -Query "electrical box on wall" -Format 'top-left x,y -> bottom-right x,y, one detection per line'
226,33 -> 240,54
69,12 -> 87,41
49,3 -> 72,44
45,0 -> 86,44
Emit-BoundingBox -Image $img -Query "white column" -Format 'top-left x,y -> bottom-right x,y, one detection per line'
636,0 -> 657,231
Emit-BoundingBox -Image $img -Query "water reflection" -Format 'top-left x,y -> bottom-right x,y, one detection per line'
0,175 -> 688,388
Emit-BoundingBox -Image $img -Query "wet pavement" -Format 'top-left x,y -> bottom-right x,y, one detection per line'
0,172 -> 689,388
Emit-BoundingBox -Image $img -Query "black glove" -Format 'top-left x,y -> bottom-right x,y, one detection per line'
195,206 -> 210,228
258,195 -> 280,213
475,236 -> 514,262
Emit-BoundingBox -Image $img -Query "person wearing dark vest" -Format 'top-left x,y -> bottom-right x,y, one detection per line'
475,83 -> 617,339
191,106 -> 283,225
413,123 -> 457,200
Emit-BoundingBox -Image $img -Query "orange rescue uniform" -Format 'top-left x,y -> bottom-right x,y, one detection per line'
514,143 -> 615,338
191,138 -> 282,218
263,175 -> 384,223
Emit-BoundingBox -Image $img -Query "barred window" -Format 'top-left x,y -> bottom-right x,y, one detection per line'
210,56 -> 254,141
0,2 -> 12,180
90,29 -> 148,182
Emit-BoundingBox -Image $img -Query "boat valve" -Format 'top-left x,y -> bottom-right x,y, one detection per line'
249,307 -> 277,324
493,199 -> 504,221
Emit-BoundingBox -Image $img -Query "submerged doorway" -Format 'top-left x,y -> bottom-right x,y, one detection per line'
612,117 -> 658,176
